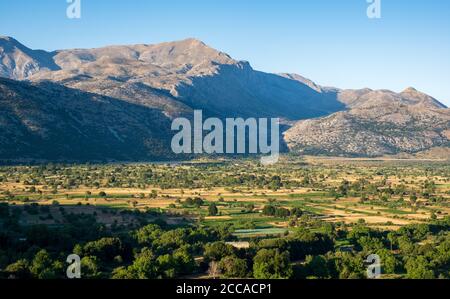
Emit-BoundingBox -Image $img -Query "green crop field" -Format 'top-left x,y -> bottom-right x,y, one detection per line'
0,157 -> 449,279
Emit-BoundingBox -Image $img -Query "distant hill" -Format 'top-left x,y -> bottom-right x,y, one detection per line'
22,37 -> 344,120
0,36 -> 60,79
0,36 -> 448,160
0,77 -> 175,162
285,87 -> 450,157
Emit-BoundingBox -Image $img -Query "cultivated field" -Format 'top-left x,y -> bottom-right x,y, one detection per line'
1,157 -> 449,235
1,156 -> 449,279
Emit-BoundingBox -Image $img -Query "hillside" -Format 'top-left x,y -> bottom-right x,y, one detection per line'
0,78 -> 175,161
17,37 -> 345,119
284,88 -> 450,157
0,36 -> 60,80
0,36 -> 449,159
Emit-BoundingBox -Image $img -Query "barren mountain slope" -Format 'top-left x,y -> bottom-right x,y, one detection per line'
1,36 -> 449,159
0,36 -> 60,80
284,88 -> 450,157
0,78 -> 175,161
24,38 -> 344,119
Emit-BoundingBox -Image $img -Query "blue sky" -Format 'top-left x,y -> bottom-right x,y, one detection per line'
1,0 -> 449,105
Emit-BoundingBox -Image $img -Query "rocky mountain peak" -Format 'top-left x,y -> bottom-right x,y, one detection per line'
0,36 -> 59,80
403,86 -> 418,93
1,36 -> 449,160
400,87 -> 447,109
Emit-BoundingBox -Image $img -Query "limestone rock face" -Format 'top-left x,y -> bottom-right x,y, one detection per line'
0,36 -> 448,160
285,88 -> 450,157
0,36 -> 60,80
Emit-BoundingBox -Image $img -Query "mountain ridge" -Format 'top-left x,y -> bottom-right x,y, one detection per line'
0,36 -> 60,79
0,36 -> 448,160
0,77 -> 176,161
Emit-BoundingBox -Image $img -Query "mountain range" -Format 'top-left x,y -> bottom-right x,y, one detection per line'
0,36 -> 449,161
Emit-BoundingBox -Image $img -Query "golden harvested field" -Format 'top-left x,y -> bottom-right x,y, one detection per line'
0,157 -> 449,232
